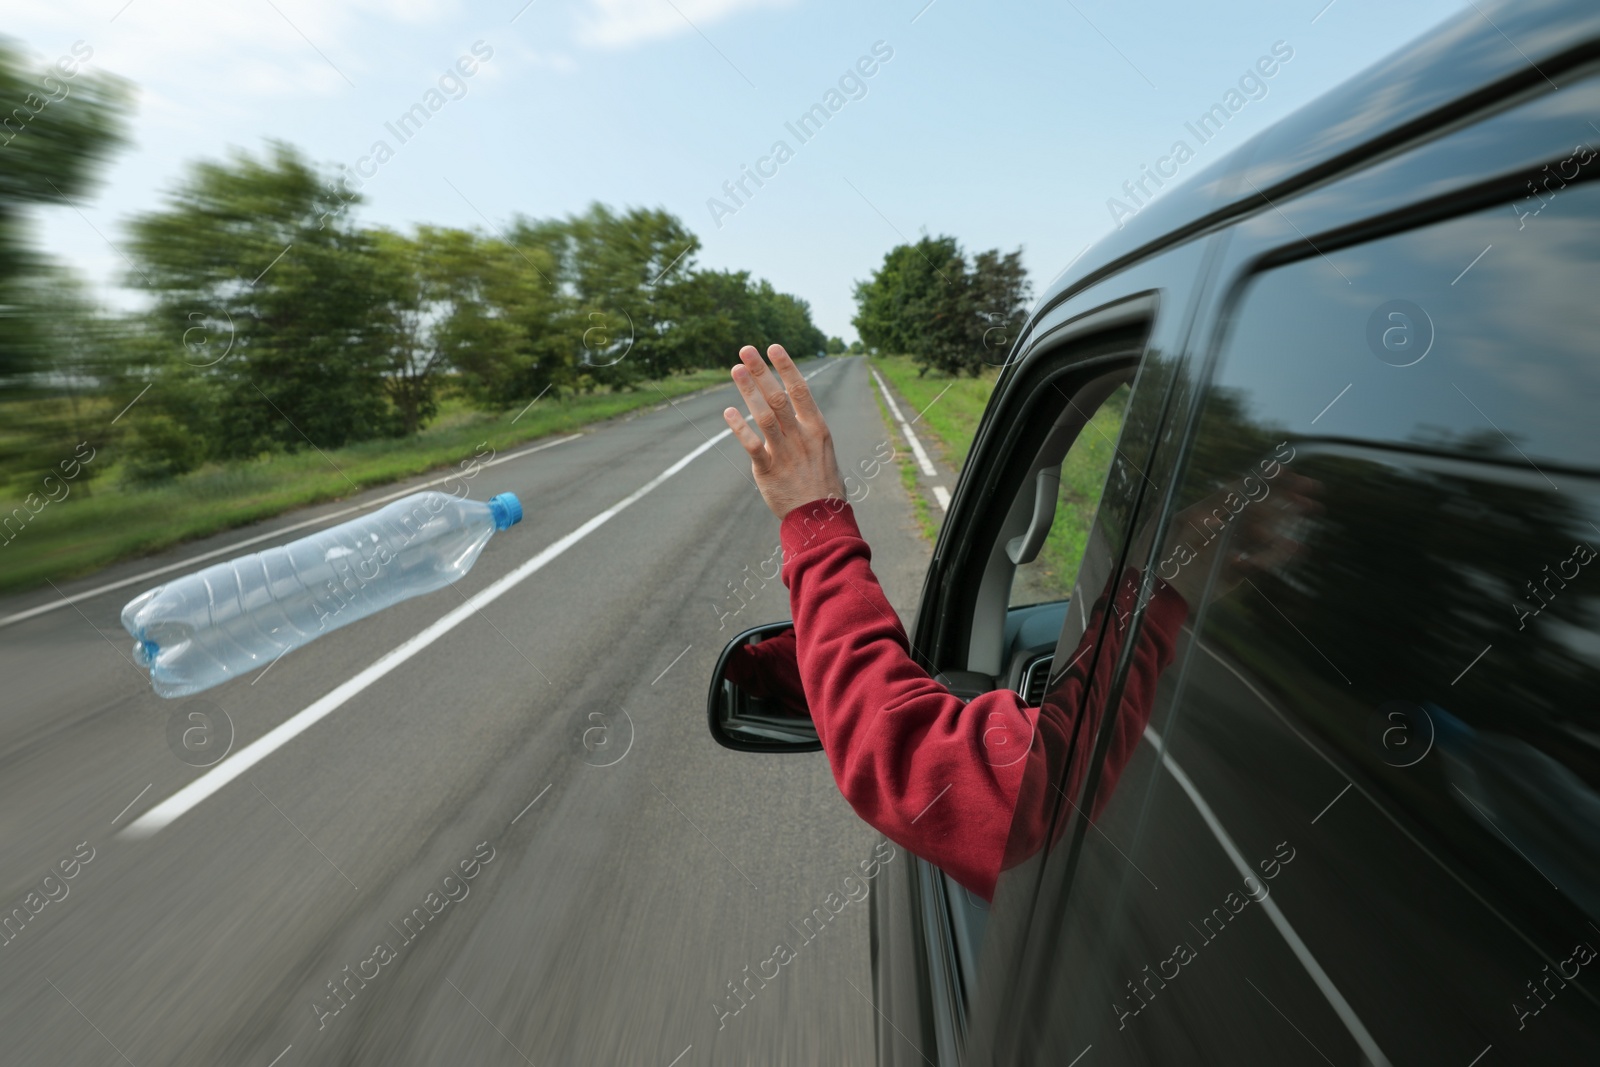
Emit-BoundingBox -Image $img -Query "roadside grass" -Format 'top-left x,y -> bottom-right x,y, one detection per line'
867,354 -> 999,472
866,368 -> 938,542
1020,386 -> 1128,601
0,369 -> 729,596
864,353 -> 1127,600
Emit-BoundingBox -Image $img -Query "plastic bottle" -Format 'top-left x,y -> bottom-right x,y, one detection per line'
121,490 -> 523,697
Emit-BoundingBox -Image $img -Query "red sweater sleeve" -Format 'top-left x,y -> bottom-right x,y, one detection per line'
780,499 -> 1188,902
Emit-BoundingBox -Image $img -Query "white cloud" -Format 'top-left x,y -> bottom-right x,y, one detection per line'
575,0 -> 794,49
4,0 -> 460,105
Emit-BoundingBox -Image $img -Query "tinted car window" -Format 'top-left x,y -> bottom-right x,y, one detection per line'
996,181 -> 1600,1060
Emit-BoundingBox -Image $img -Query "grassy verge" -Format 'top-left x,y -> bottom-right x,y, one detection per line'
1021,387 -> 1128,601
865,367 -> 938,542
867,354 -> 999,472
865,353 -> 1126,600
868,355 -> 997,544
0,369 -> 728,595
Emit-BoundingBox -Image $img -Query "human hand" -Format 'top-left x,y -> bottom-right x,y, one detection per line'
722,344 -> 848,520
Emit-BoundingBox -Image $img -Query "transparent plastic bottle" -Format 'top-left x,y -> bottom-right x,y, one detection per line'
121,491 -> 523,697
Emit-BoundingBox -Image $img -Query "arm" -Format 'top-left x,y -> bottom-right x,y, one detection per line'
721,346 -> 1189,900
779,497 -> 1034,899
781,499 -> 1187,898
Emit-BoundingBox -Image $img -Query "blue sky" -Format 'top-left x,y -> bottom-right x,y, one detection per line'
9,0 -> 1466,341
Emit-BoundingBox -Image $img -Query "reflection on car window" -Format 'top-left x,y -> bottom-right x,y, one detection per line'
1008,384 -> 1130,608
997,174 -> 1600,1061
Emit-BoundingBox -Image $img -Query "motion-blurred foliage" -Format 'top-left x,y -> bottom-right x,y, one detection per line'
0,40 -> 830,498
0,39 -> 129,491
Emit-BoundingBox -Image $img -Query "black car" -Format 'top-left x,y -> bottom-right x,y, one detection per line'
709,0 -> 1600,1062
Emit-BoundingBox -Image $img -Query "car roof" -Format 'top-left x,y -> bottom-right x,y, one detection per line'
1028,0 -> 1600,327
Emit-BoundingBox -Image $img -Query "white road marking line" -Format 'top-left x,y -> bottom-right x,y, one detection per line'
930,486 -> 951,511
0,433 -> 582,630
265,1045 -> 293,1067
870,368 -> 938,477
1144,725 -> 1392,1067
665,1044 -> 693,1067
121,427 -> 738,839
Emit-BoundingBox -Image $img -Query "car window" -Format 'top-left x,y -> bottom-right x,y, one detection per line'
999,171 -> 1600,1060
917,334 -> 1155,1056
1007,384 -> 1130,609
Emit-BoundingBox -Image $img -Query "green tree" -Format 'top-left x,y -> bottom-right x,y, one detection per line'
655,268 -> 829,370
661,267 -> 756,372
852,235 -> 1030,376
368,228 -> 439,436
0,40 -> 129,493
114,319 -> 214,483
0,266 -> 124,490
969,247 -> 1030,367
419,225 -> 567,409
0,39 -> 130,384
555,204 -> 701,384
366,226 -> 553,433
747,280 -> 826,359
852,235 -> 958,368
127,141 -> 401,457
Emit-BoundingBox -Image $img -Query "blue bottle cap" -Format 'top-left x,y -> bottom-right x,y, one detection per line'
488,492 -> 523,531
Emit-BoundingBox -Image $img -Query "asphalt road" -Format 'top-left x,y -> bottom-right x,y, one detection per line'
0,355 -> 933,1066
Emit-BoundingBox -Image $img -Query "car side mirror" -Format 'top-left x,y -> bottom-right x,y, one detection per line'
706,621 -> 821,753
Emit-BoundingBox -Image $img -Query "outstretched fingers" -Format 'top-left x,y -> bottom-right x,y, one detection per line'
731,360 -> 779,442
738,344 -> 800,437
766,344 -> 823,426
723,406 -> 771,472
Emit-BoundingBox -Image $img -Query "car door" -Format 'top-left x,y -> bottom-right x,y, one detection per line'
873,232 -> 1226,1064
974,53 -> 1600,1067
